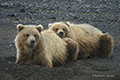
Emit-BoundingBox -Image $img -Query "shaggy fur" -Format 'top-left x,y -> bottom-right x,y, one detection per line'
63,38 -> 79,60
14,24 -> 79,67
48,22 -> 113,59
15,24 -> 67,67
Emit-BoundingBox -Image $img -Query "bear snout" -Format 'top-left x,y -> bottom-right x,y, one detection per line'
30,40 -> 35,45
59,31 -> 64,37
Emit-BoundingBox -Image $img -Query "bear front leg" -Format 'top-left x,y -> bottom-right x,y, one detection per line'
15,51 -> 27,64
39,59 -> 52,68
63,38 -> 79,61
34,55 -> 53,68
44,59 -> 52,68
97,33 -> 113,58
18,60 -> 37,65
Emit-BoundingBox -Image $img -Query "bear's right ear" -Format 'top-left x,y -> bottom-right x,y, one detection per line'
48,23 -> 52,28
17,24 -> 25,32
64,22 -> 70,27
36,24 -> 43,32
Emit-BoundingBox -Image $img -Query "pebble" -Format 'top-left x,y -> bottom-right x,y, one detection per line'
4,37 -> 8,40
49,15 -> 56,19
9,44 -> 12,47
20,8 -> 25,13
6,68 -> 9,70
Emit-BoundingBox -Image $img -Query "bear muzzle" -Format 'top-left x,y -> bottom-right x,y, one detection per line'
58,31 -> 64,37
30,40 -> 35,46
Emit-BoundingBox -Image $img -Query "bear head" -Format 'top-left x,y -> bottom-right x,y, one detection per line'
17,24 -> 43,48
48,22 -> 70,38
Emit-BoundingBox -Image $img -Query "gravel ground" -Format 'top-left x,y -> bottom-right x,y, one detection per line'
0,0 -> 120,80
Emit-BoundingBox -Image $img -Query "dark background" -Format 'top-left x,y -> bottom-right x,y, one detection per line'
0,0 -> 120,80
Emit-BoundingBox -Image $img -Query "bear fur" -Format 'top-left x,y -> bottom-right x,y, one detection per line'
14,24 -> 79,67
62,38 -> 79,60
48,22 -> 113,59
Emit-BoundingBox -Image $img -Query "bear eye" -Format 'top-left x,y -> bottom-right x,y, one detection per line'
63,29 -> 65,31
56,28 -> 58,31
34,34 -> 37,37
26,34 -> 29,37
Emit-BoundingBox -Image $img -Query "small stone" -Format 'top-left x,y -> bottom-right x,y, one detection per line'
9,44 -> 12,47
49,15 -> 56,19
6,68 -> 9,70
15,17 -> 19,20
79,17 -> 83,21
95,9 -> 101,13
20,8 -> 25,13
74,15 -> 78,19
7,13 -> 16,17
9,62 -> 11,64
4,37 -> 8,40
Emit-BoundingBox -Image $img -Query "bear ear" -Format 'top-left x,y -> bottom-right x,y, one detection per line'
17,24 -> 25,32
36,24 -> 43,32
48,23 -> 52,28
64,22 -> 70,27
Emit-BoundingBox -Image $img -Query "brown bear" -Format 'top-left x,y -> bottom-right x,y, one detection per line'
14,24 -> 79,67
48,22 -> 113,59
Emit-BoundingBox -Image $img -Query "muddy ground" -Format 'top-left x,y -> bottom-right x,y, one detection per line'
0,0 -> 120,80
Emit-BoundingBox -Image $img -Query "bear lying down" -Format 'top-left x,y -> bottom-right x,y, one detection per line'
14,24 -> 79,67
48,22 -> 113,59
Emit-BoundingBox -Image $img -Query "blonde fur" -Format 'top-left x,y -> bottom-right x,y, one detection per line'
48,22 -> 113,59
15,24 -> 68,67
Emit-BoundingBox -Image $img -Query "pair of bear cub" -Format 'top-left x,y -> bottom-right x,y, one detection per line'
15,22 -> 113,67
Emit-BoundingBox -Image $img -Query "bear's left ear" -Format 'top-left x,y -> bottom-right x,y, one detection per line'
48,23 -> 52,28
17,24 -> 25,32
64,22 -> 70,27
36,24 -> 43,32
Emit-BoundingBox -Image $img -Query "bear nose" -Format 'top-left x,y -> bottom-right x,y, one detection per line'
59,31 -> 64,35
30,40 -> 35,45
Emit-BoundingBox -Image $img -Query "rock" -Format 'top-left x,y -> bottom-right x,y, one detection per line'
49,15 -> 56,19
20,8 -> 25,13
